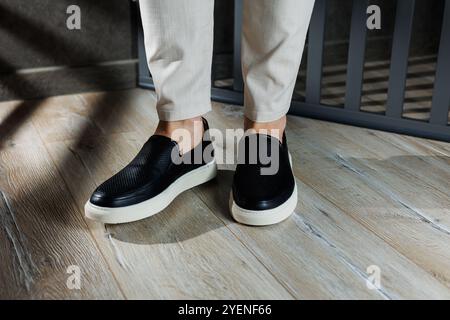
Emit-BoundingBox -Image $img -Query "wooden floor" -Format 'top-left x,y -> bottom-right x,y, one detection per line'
1,88 -> 450,299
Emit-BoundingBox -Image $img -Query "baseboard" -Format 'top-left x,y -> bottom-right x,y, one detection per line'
0,60 -> 138,101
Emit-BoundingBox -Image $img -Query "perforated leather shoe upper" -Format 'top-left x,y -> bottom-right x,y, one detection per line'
90,120 -> 214,208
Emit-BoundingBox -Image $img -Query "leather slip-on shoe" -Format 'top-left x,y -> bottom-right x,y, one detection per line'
230,132 -> 297,226
85,118 -> 216,224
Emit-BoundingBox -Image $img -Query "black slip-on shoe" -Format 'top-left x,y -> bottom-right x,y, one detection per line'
230,132 -> 297,226
85,118 -> 216,224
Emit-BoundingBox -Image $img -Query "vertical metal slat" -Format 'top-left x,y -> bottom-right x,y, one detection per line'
233,0 -> 244,92
344,0 -> 369,111
386,0 -> 416,118
305,0 -> 327,104
430,0 -> 450,125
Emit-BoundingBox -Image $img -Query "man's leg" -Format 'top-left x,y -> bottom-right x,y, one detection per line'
241,0 -> 315,139
230,0 -> 315,226
140,0 -> 214,151
84,1 -> 217,224
140,0 -> 214,121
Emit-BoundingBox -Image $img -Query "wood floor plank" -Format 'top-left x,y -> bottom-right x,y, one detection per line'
285,116 -> 450,289
296,119 -> 450,231
46,134 -> 292,299
208,102 -> 450,299
334,128 -> 450,196
395,136 -> 450,158
3,87 -> 449,299
38,92 -> 292,299
199,105 -> 382,299
77,89 -> 156,137
294,178 -> 450,299
382,133 -> 450,159
194,171 -> 382,300
0,99 -> 41,147
28,95 -> 102,143
0,101 -> 123,298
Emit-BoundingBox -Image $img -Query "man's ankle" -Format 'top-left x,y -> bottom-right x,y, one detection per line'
155,116 -> 204,153
244,116 -> 286,142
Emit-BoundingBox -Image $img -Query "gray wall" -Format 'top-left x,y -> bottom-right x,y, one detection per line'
0,0 -> 136,70
0,0 -> 137,101
0,0 -> 234,101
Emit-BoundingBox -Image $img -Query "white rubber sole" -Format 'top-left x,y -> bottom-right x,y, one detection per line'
229,183 -> 298,226
85,160 -> 217,224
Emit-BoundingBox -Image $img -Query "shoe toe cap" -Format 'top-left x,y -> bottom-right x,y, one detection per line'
89,190 -> 113,207
232,183 -> 295,211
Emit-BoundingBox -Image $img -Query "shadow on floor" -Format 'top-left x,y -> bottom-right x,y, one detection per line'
108,170 -> 235,245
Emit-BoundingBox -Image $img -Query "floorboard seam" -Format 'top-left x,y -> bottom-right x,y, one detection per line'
360,130 -> 450,189
32,118 -> 127,299
291,213 -> 392,300
0,191 -> 38,293
292,162 -> 450,292
333,153 -> 450,236
192,188 -> 297,299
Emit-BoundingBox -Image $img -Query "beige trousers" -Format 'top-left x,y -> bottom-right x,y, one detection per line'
140,0 -> 315,122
